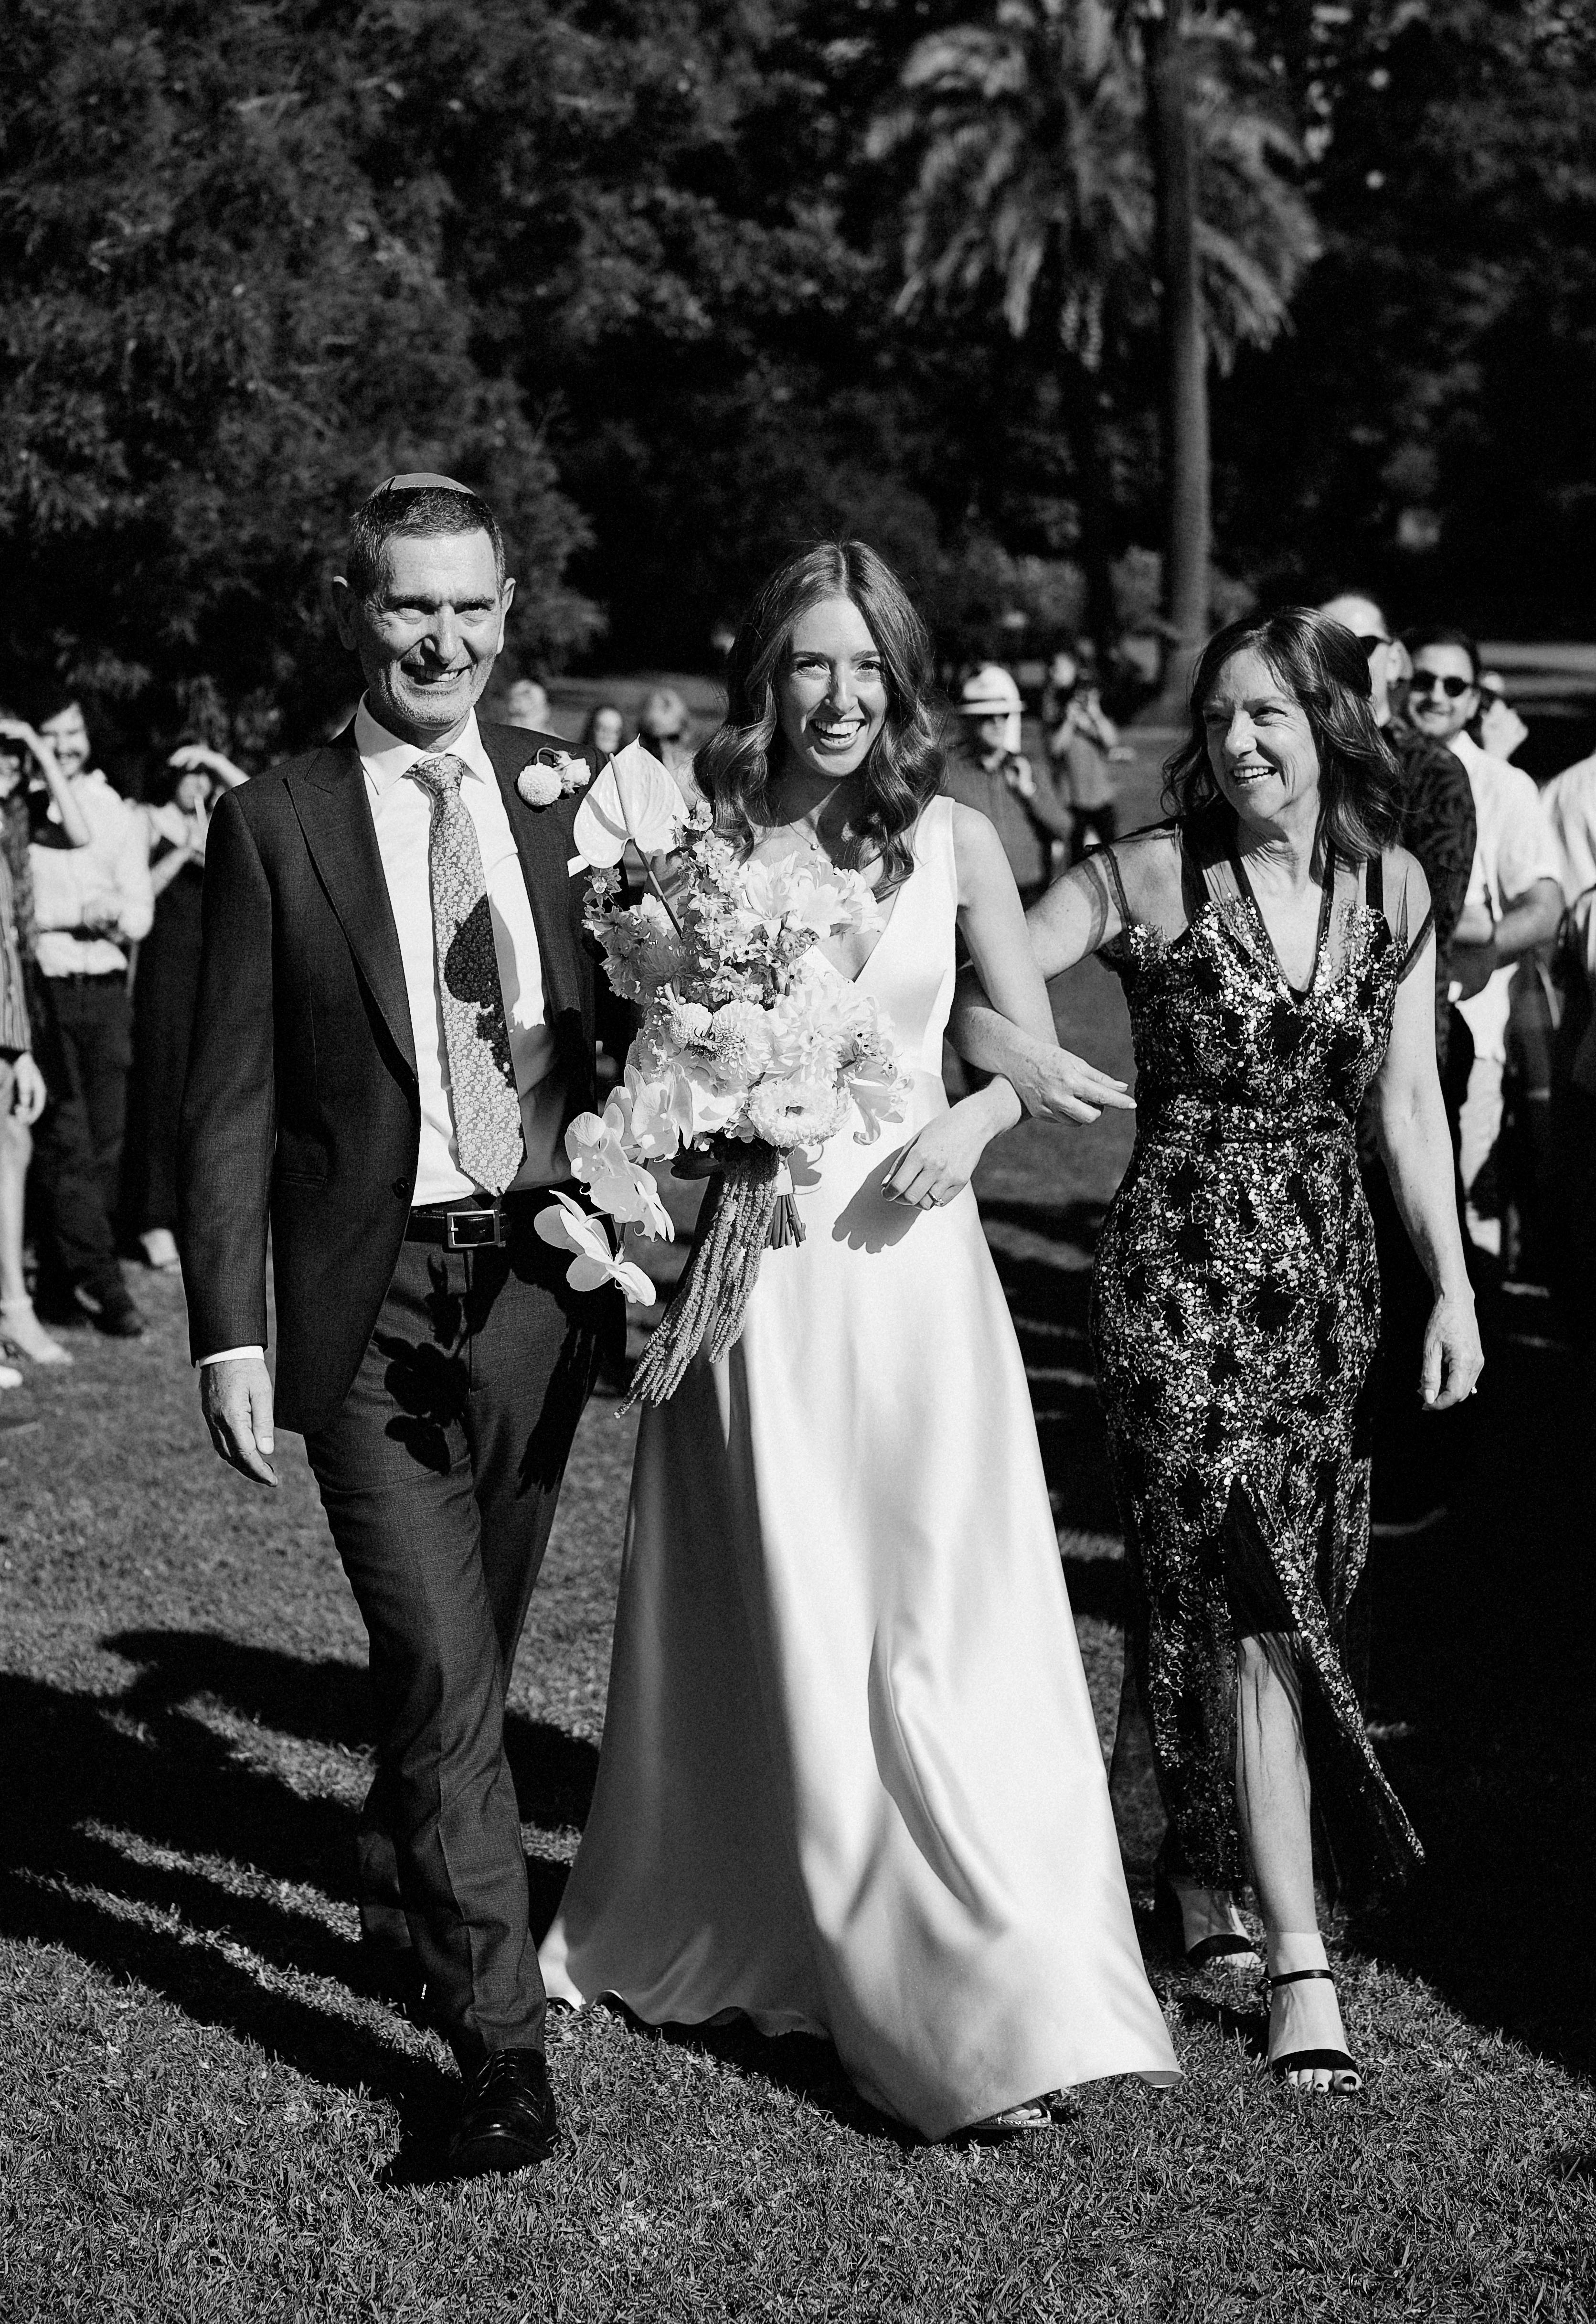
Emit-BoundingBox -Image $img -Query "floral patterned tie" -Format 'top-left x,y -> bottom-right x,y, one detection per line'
409,754 -> 525,1196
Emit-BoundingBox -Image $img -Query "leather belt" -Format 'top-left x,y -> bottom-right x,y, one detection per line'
404,1191 -> 555,1250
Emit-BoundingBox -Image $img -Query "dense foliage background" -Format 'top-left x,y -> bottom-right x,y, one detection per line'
2,0 -> 1593,753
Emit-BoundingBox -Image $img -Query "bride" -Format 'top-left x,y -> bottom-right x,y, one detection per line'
539,542 -> 1178,2135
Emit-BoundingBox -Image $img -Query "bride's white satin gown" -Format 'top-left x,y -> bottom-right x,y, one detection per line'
540,797 -> 1178,2134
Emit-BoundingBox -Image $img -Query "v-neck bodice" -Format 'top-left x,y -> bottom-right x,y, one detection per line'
811,797 -> 960,1079
1101,822 -> 1404,1143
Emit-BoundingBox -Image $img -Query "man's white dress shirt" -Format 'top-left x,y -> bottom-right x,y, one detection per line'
201,701 -> 563,1366
1544,751 -> 1596,906
355,700 -> 558,1204
31,769 -> 154,978
1449,729 -> 1561,1068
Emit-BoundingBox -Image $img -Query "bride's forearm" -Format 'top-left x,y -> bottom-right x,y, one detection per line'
949,972 -> 1040,1080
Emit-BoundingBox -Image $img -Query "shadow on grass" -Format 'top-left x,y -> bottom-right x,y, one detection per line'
606,2002 -> 918,2147
0,1643 -> 599,2167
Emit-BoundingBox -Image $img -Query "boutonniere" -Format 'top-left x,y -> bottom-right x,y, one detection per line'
516,748 -> 592,809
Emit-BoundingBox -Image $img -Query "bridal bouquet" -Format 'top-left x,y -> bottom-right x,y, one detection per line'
535,742 -> 908,1404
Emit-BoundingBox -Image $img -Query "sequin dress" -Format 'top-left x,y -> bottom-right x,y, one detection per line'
1089,815 -> 1431,1895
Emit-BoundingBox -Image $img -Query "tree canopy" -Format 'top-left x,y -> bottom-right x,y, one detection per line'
1,0 -> 1592,755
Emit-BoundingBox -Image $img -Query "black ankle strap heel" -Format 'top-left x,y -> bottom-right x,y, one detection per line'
1266,1968 -> 1362,2090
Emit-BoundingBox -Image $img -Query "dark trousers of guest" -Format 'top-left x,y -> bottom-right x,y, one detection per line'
1362,1153 -> 1468,1526
1069,802 -> 1119,866
303,1207 -> 613,2073
30,970 -> 133,1289
128,875 -> 204,1234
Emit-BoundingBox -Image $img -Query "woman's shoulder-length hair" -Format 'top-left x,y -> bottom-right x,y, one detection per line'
1164,607 -> 1404,861
695,540 -> 944,893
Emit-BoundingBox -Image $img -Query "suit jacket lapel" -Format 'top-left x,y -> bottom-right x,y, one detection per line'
286,740 -> 418,1080
483,726 -> 584,1021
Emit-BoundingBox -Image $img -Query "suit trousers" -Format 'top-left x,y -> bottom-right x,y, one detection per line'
304,1204 -> 615,2070
31,971 -> 132,1287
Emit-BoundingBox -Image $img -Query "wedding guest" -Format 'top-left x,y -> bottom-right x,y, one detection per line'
1402,627 -> 1562,1257
1543,744 -> 1596,904
27,700 -> 152,1336
1474,671 -> 1530,766
128,740 -> 249,1272
1319,593 -> 1476,1533
955,609 -> 1482,2093
0,840 -> 33,1406
180,473 -> 616,2179
579,702 -> 626,760
943,663 -> 1072,906
1547,883 -> 1596,1338
636,685 -> 696,793
503,676 -> 551,732
1043,646 -> 1124,864
0,718 -> 84,1370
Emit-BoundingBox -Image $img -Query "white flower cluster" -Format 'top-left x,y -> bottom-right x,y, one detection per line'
536,742 -> 910,1304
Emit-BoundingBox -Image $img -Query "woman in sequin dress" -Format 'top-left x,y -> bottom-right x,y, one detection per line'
954,610 -> 1482,2093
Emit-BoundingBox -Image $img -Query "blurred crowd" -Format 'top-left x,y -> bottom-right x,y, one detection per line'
2,622 -> 1594,1478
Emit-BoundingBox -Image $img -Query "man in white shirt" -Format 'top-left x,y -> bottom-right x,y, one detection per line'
178,477 -> 617,2179
28,700 -> 154,1335
1543,747 -> 1596,905
1402,629 -> 1563,1253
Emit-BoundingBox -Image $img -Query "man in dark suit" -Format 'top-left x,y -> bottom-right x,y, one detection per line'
180,475 -> 618,2177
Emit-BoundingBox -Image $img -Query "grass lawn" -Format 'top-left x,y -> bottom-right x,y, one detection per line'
2,744 -> 1594,2321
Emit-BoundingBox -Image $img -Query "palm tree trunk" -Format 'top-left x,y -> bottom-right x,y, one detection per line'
1065,363 -> 1118,667
1144,0 -> 1211,721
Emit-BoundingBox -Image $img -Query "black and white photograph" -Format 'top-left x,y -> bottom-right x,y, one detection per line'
1,0 -> 1593,2315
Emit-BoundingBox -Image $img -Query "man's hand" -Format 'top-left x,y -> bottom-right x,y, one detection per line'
10,1053 -> 46,1125
200,1356 -> 279,1488
1448,936 -> 1497,1002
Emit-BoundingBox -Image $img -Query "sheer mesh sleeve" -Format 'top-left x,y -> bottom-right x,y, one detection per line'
1382,848 -> 1436,982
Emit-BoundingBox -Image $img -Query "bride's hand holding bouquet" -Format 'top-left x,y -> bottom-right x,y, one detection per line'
535,740 -> 910,1404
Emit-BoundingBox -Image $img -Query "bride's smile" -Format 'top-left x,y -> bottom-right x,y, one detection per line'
776,597 -> 890,786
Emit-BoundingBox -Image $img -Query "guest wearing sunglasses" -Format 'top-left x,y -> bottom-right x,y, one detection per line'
1401,627 -> 1562,1259
1320,597 -> 1477,1536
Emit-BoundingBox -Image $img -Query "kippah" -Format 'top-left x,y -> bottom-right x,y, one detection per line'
366,471 -> 475,498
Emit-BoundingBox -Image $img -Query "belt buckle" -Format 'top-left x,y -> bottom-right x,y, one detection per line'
444,1205 -> 504,1250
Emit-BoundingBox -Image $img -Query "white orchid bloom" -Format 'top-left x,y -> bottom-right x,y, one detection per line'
534,1190 -> 658,1302
565,1103 -> 676,1240
620,1064 -> 688,1160
569,739 -> 689,871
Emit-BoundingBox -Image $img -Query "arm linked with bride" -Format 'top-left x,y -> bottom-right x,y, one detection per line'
884,806 -> 1130,1205
945,841 -> 1136,1128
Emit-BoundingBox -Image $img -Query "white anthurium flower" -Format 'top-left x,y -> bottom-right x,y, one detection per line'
533,1190 -> 657,1303
569,739 -> 688,871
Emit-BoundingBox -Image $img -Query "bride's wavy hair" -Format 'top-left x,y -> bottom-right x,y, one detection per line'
695,541 -> 944,896
1165,607 -> 1403,861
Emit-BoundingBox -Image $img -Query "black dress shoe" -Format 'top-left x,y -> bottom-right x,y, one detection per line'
446,2048 -> 558,2178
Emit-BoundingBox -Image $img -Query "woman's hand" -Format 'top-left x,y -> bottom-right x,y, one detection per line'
11,1053 -> 46,1126
883,1092 -> 1013,1210
1002,1032 -> 1135,1125
1420,1289 -> 1483,1410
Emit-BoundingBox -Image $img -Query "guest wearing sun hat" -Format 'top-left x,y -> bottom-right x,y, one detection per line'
942,663 -> 1072,905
